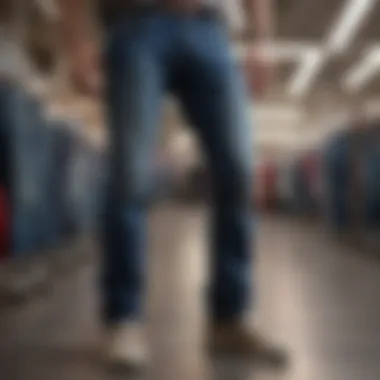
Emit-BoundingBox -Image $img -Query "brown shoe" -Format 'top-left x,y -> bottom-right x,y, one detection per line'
208,321 -> 288,366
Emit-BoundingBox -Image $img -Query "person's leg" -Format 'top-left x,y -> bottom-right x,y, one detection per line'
100,14 -> 171,365
176,14 -> 287,364
176,13 -> 254,325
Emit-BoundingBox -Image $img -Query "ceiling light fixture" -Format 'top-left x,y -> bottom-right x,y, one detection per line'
234,41 -> 320,61
326,0 -> 376,54
343,46 -> 380,92
288,49 -> 324,97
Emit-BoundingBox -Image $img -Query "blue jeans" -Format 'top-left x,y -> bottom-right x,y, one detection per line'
324,134 -> 350,230
0,81 -> 52,255
101,10 -> 254,323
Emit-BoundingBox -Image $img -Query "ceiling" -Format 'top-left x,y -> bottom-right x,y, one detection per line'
218,0 -> 380,150
28,0 -> 380,151
261,0 -> 380,104
31,0 -> 380,105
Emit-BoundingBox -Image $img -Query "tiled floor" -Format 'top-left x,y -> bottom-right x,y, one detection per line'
1,205 -> 380,380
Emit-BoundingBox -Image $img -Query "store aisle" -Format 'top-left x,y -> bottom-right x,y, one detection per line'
1,205 -> 380,380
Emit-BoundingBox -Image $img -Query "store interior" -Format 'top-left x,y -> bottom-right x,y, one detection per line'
1,1 -> 380,379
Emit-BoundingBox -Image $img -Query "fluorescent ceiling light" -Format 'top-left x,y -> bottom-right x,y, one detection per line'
288,50 -> 324,97
233,41 -> 325,98
233,41 -> 319,62
326,0 -> 376,54
344,47 -> 380,92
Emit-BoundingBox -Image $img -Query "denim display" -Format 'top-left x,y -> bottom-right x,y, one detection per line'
323,132 -> 351,230
43,122 -> 75,245
362,135 -> 380,228
0,81 -> 107,254
0,82 -> 51,255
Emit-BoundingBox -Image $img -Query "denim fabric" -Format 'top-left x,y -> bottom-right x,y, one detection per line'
0,83 -> 12,189
68,137 -> 103,234
323,133 -> 350,230
100,11 -> 254,323
43,122 -> 74,245
0,82 -> 51,255
292,157 -> 317,216
363,139 -> 380,228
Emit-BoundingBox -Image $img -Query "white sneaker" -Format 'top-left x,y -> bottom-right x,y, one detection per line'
104,322 -> 149,370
